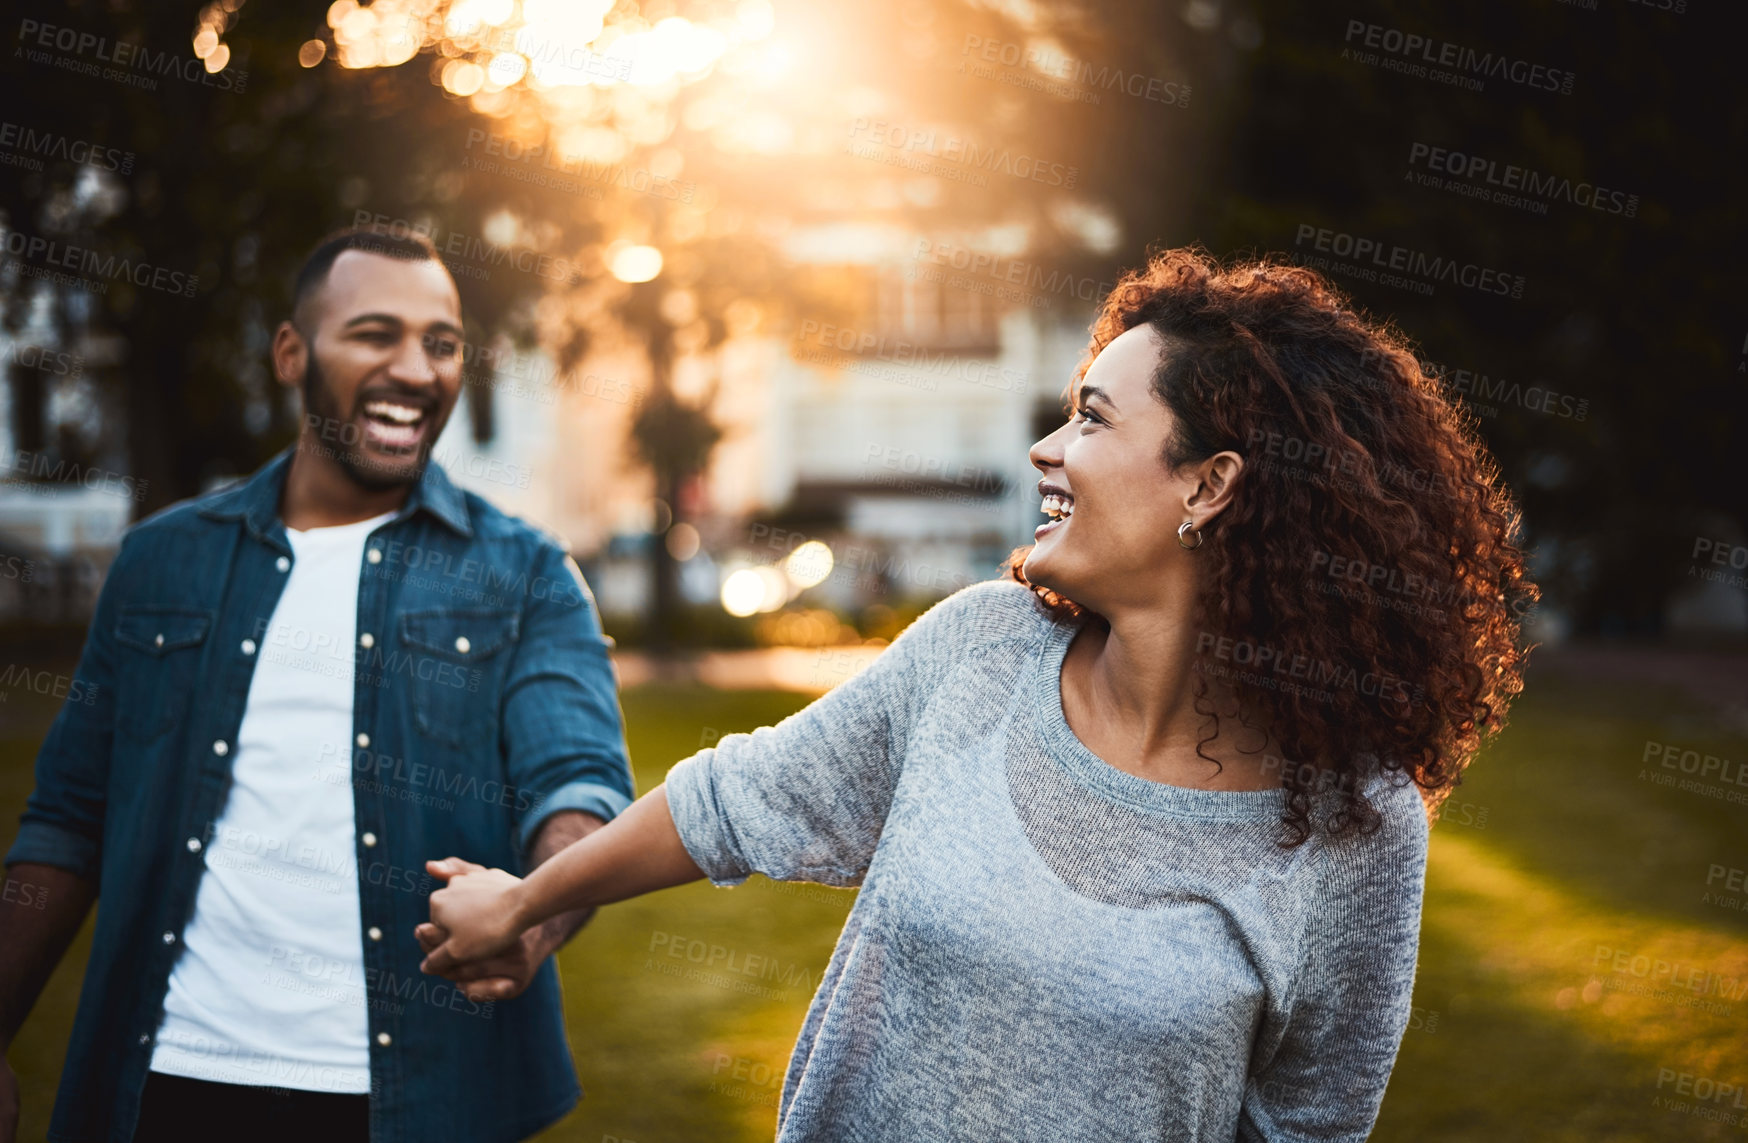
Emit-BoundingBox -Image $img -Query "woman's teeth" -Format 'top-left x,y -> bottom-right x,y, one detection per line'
1041,493 -> 1074,519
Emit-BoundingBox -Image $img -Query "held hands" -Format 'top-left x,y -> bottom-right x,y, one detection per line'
417,858 -> 545,1002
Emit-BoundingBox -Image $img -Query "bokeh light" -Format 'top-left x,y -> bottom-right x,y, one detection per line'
608,243 -> 664,283
719,568 -> 765,616
783,541 -> 834,590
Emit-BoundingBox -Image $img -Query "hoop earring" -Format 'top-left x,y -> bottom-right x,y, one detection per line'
1177,520 -> 1203,551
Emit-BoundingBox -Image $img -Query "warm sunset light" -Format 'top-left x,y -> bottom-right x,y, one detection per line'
607,243 -> 663,283
719,566 -> 783,616
329,0 -> 769,103
4,1 -> 1728,1139
783,540 -> 834,589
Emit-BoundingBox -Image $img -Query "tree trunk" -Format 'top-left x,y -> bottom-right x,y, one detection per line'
7,359 -> 46,458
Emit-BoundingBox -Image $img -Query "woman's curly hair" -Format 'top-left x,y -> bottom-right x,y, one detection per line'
1006,247 -> 1538,846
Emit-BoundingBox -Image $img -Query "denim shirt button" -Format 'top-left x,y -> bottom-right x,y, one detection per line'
186,837 -> 202,853
212,740 -> 229,756
361,831 -> 378,848
241,639 -> 257,655
360,632 -> 375,649
367,548 -> 383,564
368,926 -> 383,941
356,732 -> 370,749
454,636 -> 471,654
276,556 -> 290,572
161,931 -> 175,944
376,1032 -> 392,1047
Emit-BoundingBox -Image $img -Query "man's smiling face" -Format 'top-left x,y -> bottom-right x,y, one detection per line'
289,248 -> 464,490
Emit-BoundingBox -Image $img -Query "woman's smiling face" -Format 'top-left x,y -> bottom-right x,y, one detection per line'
1024,324 -> 1222,614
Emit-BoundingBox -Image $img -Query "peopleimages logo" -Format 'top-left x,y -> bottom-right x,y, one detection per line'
1406,143 -> 1639,218
846,119 -> 1080,189
0,121 -> 133,174
461,128 -> 696,203
1410,355 -> 1590,422
909,239 -> 1115,308
793,320 -> 1029,394
351,212 -> 578,283
0,446 -> 149,500
1341,19 -> 1574,96
0,227 -> 200,298
958,34 -> 1191,110
1292,223 -> 1526,299
5,342 -> 83,378
14,18 -> 248,93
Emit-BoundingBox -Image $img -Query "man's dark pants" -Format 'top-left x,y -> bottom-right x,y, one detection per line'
131,1072 -> 369,1142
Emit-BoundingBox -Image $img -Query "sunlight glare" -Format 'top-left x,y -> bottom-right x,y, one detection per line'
608,243 -> 664,283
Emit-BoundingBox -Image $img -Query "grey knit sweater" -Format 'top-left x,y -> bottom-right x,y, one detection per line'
665,579 -> 1429,1142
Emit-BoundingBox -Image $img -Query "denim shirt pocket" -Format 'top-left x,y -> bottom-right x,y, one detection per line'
398,606 -> 520,747
113,604 -> 214,739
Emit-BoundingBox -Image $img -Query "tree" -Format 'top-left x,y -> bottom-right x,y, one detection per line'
10,0 -> 1725,637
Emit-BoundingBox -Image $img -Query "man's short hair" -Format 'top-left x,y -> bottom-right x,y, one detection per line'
291,226 -> 448,325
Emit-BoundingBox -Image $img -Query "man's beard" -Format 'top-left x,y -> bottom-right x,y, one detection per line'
302,354 -> 432,492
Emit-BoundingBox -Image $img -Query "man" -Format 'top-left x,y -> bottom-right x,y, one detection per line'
0,228 -> 634,1142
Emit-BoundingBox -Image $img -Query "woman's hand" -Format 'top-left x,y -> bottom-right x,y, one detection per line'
419,857 -> 528,975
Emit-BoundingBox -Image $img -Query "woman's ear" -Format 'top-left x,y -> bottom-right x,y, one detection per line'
1188,450 -> 1245,521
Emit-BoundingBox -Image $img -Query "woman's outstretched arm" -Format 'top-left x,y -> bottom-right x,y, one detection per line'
419,784 -> 702,979
420,582 -> 1013,992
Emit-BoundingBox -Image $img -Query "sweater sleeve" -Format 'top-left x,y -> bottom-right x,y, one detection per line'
663,580 -> 1018,888
1238,776 -> 1431,1142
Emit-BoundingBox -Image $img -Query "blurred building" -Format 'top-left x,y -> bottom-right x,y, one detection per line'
0,325 -> 128,626
438,258 -> 1089,624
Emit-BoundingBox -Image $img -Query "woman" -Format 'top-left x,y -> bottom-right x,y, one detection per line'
418,248 -> 1536,1141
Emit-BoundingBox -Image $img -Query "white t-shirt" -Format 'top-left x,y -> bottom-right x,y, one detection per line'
150,509 -> 397,1094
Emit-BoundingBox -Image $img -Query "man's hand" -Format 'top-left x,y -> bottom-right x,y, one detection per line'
416,813 -> 607,1000
415,859 -> 555,1002
414,918 -> 555,1003
420,858 -> 527,976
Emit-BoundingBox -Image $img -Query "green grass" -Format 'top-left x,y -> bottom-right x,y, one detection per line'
5,668 -> 1748,1141
1372,671 -> 1748,1143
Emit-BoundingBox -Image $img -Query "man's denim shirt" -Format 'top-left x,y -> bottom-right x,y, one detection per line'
4,448 -> 635,1143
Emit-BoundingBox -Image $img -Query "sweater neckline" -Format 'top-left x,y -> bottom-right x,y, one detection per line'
1031,617 -> 1294,822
